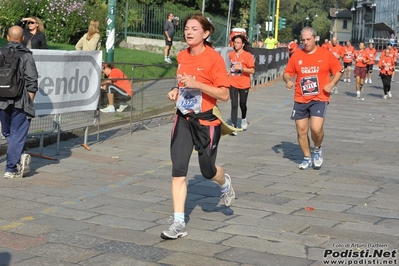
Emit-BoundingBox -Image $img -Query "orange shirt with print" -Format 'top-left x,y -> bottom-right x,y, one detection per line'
177,46 -> 229,126
109,68 -> 133,96
389,48 -> 397,61
378,54 -> 395,76
365,48 -> 377,65
228,50 -> 255,89
341,45 -> 355,63
353,50 -> 370,68
288,41 -> 299,55
284,47 -> 343,104
328,44 -> 343,60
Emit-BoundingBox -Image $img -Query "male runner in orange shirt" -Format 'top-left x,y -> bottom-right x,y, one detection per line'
341,41 -> 355,83
364,43 -> 377,84
327,37 -> 342,94
283,27 -> 343,170
388,44 -> 398,82
353,42 -> 370,99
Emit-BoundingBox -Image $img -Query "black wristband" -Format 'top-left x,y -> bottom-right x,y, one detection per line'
171,86 -> 178,91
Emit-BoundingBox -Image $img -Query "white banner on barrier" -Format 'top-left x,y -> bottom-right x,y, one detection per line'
32,50 -> 102,116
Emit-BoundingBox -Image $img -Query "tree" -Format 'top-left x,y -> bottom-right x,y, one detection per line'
254,0 -> 354,42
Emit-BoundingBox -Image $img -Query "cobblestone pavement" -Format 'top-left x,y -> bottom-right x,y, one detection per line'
0,77 -> 398,266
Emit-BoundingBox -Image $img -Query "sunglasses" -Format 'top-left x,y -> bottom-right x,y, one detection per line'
28,21 -> 36,25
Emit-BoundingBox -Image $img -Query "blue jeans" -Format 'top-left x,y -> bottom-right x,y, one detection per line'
0,106 -> 30,172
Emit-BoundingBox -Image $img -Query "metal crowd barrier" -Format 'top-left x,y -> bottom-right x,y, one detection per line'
1,49 -> 288,159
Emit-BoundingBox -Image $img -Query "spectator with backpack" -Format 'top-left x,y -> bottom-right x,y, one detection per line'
15,17 -> 48,49
0,26 -> 39,179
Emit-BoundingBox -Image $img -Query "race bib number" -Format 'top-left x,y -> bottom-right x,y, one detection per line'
176,87 -> 202,114
300,76 -> 319,96
230,62 -> 242,76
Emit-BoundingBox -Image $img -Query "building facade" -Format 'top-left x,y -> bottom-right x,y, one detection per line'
329,8 -> 353,45
353,0 -> 398,48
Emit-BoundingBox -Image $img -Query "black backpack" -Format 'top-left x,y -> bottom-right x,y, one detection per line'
0,47 -> 26,98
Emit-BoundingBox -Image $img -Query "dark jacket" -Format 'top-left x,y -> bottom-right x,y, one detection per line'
0,42 -> 39,118
15,20 -> 48,49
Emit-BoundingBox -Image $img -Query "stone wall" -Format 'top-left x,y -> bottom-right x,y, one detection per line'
119,36 -> 188,56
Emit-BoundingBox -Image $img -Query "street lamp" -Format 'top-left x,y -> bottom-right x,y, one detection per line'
305,15 -> 309,26
371,1 -> 376,40
351,3 -> 356,44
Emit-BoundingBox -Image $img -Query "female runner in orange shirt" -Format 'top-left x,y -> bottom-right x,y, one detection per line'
228,34 -> 255,135
163,14 -> 235,240
378,47 -> 395,99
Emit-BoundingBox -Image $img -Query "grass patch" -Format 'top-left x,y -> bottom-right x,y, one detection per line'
0,38 -> 176,79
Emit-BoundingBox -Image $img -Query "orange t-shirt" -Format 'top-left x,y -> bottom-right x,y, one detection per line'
353,49 -> 370,68
341,45 -> 355,63
365,48 -> 377,65
288,41 -> 299,54
228,50 -> 255,89
328,44 -> 343,60
176,46 -> 229,126
284,47 -> 343,104
109,68 -> 133,96
378,54 -> 395,76
389,48 -> 397,61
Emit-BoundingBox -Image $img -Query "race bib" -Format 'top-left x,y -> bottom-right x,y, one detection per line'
176,87 -> 202,114
230,62 -> 243,76
300,76 -> 319,96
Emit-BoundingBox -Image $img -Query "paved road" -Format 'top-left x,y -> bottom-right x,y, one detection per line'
0,77 -> 398,266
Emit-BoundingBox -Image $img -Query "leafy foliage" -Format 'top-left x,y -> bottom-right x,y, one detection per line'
256,0 -> 354,43
0,0 -> 107,44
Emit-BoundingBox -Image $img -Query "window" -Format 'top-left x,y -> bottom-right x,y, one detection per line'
343,20 -> 348,29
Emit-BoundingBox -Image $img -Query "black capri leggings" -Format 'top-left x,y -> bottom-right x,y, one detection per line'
170,115 -> 221,179
230,86 -> 249,127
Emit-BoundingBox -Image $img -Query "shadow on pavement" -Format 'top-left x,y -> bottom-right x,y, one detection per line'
272,141 -> 302,164
184,175 -> 234,224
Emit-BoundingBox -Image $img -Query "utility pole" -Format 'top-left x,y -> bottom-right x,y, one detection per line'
105,0 -> 116,62
267,0 -> 271,37
274,0 -> 280,40
225,0 -> 234,47
248,0 -> 256,44
271,0 -> 276,36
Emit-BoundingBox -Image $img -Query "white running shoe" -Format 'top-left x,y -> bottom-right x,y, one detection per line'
344,78 -> 347,83
221,173 -> 235,207
4,171 -> 22,179
161,217 -> 187,239
100,105 -> 115,113
388,91 -> 392,98
117,104 -> 128,112
298,157 -> 312,170
383,95 -> 388,100
313,148 -> 323,168
241,118 -> 248,130
369,79 -> 372,84
347,78 -> 350,83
